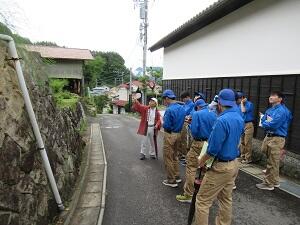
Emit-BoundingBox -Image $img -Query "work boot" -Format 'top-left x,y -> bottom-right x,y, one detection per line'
176,194 -> 192,203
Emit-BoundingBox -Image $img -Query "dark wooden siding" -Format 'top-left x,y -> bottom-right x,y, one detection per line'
163,75 -> 299,155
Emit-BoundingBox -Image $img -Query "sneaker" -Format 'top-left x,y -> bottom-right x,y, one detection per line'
274,183 -> 280,188
175,177 -> 182,183
150,155 -> 156,159
241,160 -> 252,164
232,185 -> 237,190
256,183 -> 274,190
176,194 -> 192,203
140,154 -> 146,160
162,180 -> 178,188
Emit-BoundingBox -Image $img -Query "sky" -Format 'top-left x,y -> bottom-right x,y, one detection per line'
0,0 -> 218,69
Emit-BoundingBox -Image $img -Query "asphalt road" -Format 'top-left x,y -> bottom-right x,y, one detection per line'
100,114 -> 300,225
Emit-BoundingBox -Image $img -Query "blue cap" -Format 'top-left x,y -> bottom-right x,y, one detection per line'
236,91 -> 244,99
218,89 -> 236,107
194,92 -> 205,100
194,99 -> 208,108
162,89 -> 176,98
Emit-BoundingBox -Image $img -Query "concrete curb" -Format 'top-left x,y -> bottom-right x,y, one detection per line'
97,122 -> 108,225
62,124 -> 92,225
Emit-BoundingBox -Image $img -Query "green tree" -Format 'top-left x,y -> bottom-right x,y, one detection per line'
84,55 -> 106,88
94,95 -> 109,113
34,41 -> 59,46
88,51 -> 130,86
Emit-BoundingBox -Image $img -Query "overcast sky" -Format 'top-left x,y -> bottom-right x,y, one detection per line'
0,0 -> 218,69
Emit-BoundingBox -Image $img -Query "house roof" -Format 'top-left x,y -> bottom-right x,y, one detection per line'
25,45 -> 94,60
112,100 -> 127,107
118,80 -> 144,89
149,0 -> 253,52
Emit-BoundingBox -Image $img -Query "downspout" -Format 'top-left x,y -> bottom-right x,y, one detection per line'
0,34 -> 64,211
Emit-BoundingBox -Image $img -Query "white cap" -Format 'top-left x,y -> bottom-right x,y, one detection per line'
150,97 -> 158,105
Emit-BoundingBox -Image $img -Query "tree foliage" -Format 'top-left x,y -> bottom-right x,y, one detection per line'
84,51 -> 130,88
94,95 -> 109,113
34,41 -> 59,46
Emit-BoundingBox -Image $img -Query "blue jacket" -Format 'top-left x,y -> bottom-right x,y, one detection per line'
261,104 -> 292,137
191,108 -> 217,140
239,101 -> 254,122
207,108 -> 245,161
183,99 -> 194,116
163,102 -> 186,133
234,105 -> 245,120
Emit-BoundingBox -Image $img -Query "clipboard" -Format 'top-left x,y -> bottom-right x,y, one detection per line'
198,141 -> 215,168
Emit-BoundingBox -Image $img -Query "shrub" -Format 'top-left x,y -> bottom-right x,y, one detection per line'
94,95 -> 109,114
49,79 -> 69,93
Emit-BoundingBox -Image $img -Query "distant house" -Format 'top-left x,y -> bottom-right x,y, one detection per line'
149,0 -> 300,155
110,81 -> 143,114
26,45 -> 94,95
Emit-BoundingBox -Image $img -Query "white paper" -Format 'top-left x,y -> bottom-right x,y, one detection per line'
259,114 -> 264,127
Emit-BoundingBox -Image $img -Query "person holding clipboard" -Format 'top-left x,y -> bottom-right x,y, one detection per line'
194,89 -> 244,225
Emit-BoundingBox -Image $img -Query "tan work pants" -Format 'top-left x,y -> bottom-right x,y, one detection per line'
184,140 -> 204,196
193,160 -> 238,225
178,122 -> 190,156
261,136 -> 285,186
240,122 -> 254,161
163,132 -> 181,183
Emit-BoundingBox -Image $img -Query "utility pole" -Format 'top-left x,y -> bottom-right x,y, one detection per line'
142,0 -> 148,77
134,0 -> 150,104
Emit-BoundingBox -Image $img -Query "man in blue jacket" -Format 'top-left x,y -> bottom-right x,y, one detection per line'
176,99 -> 217,203
178,91 -> 194,160
256,91 -> 292,191
236,91 -> 255,164
195,89 -> 244,225
162,89 -> 186,187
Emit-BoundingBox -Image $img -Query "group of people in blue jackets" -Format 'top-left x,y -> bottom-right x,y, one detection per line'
161,88 -> 292,225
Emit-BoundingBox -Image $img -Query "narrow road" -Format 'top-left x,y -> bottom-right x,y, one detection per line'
100,114 -> 300,225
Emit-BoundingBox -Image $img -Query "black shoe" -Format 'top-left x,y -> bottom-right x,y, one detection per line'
150,155 -> 156,159
140,154 -> 146,160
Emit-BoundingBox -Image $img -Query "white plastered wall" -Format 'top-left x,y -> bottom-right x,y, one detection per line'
163,0 -> 300,80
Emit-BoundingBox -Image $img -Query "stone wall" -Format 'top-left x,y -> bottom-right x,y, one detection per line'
0,41 -> 85,225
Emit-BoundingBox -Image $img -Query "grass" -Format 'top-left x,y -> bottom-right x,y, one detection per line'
54,92 -> 80,110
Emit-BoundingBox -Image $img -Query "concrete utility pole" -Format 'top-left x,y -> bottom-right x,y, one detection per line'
142,0 -> 148,77
134,0 -> 148,77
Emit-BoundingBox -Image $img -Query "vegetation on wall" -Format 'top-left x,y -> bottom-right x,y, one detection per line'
49,78 -> 79,109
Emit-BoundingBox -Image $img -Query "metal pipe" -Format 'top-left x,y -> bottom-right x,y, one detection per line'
0,34 -> 64,211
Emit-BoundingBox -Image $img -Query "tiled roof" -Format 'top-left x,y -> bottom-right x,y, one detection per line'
149,0 -> 253,52
25,45 -> 94,60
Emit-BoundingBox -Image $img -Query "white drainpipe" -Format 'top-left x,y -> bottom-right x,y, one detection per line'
0,34 -> 64,211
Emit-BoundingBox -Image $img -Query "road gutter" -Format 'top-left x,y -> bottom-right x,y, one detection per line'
97,121 -> 108,225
